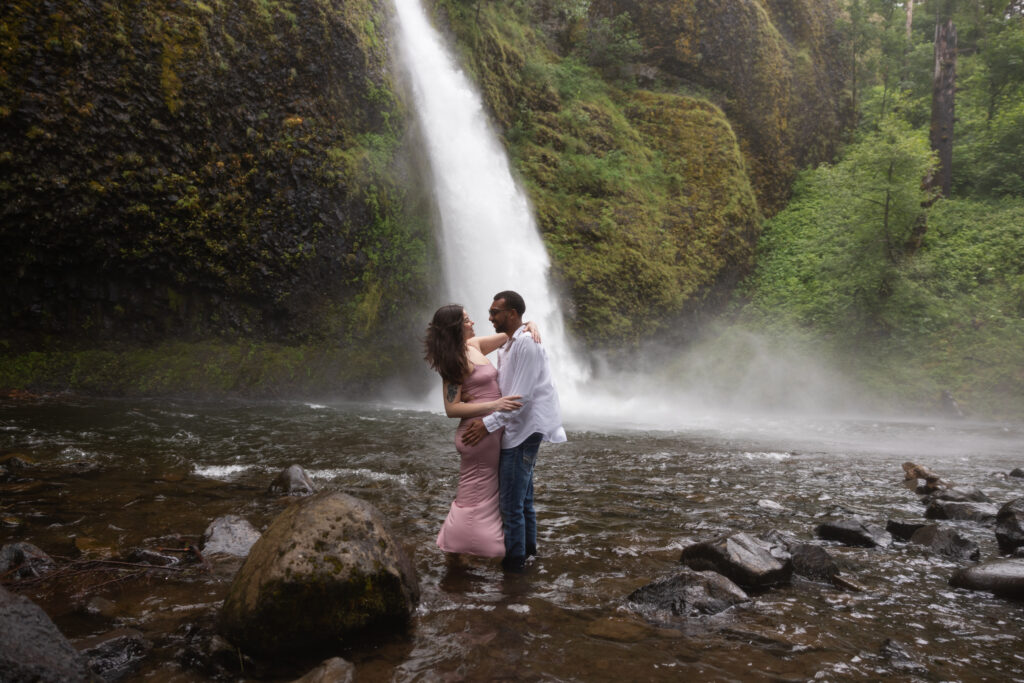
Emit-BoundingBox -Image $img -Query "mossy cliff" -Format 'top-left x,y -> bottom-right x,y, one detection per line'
0,0 -> 434,387
428,0 -> 849,349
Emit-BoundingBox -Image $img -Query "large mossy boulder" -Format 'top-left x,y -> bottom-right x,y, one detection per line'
218,491 -> 419,659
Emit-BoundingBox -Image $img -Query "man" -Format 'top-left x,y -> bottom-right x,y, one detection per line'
462,290 -> 566,572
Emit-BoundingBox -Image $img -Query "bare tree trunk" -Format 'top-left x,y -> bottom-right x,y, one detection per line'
929,17 -> 956,197
906,0 -> 914,41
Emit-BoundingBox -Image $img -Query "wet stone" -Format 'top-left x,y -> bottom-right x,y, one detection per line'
268,464 -> 316,496
0,542 -> 55,579
886,519 -> 929,542
923,485 -> 992,504
994,497 -> 1024,555
1008,467 -> 1024,478
815,518 -> 893,548
290,656 -> 356,683
679,532 -> 792,589
908,524 -> 980,561
76,628 -> 151,682
0,585 -> 91,683
202,514 -> 261,558
880,638 -> 928,675
628,567 -> 749,618
925,500 -> 999,524
950,558 -> 1024,600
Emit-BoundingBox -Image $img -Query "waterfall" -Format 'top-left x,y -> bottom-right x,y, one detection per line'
392,0 -> 586,393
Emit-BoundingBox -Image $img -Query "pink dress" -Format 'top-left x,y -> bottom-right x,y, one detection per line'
436,363 -> 505,557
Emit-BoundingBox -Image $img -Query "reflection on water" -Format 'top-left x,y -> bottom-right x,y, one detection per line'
2,397 -> 1023,680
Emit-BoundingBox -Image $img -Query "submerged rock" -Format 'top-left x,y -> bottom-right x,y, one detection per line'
925,500 -> 999,524
995,497 -> 1024,555
950,558 -> 1024,600
815,518 -> 892,548
218,491 -> 419,659
880,638 -> 929,675
0,542 -> 55,579
0,585 -> 91,682
290,656 -> 356,683
627,567 -> 749,618
908,525 -> 980,561
76,628 -> 151,682
202,515 -> 261,558
679,532 -> 792,589
268,464 -> 317,496
923,486 -> 992,504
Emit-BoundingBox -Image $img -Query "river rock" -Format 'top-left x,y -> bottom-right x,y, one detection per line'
219,491 -> 419,659
885,519 -> 929,542
1009,467 -> 1024,478
908,524 -> 980,561
880,638 -> 928,675
994,497 -> 1024,555
760,531 -> 839,582
923,485 -> 992,504
0,584 -> 91,682
950,558 -> 1024,599
290,656 -> 356,683
627,567 -> 749,617
815,518 -> 892,548
925,499 -> 999,523
268,464 -> 317,496
0,541 -> 55,578
202,514 -> 261,557
679,532 -> 792,589
76,627 -> 151,681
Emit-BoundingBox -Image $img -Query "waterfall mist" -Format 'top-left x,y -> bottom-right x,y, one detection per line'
388,0 -> 991,445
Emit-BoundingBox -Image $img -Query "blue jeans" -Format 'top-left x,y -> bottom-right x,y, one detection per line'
499,432 -> 542,560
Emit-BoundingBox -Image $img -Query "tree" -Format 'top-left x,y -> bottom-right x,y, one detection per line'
928,0 -> 957,197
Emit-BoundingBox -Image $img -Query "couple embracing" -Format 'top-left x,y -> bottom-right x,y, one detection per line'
424,290 -> 566,573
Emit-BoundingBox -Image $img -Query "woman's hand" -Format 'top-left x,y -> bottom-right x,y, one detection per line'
490,394 -> 522,412
524,320 -> 542,343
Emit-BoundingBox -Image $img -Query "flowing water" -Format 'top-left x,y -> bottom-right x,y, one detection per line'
2,396 -> 1024,681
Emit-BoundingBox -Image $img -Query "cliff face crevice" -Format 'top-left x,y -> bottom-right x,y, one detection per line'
1,0 -> 433,348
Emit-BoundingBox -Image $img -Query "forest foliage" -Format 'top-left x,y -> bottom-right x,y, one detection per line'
743,0 -> 1024,415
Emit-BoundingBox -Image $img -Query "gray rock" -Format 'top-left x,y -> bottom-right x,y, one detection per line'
0,542 -> 55,579
880,638 -> 928,675
627,567 -> 749,617
815,518 -> 893,548
202,515 -> 261,557
0,584 -> 90,682
924,485 -> 992,504
218,491 -> 419,659
76,628 -> 151,681
679,532 -> 792,589
268,464 -> 316,496
950,557 -> 1024,600
908,524 -> 980,561
290,656 -> 356,683
925,499 -> 999,524
1009,467 -> 1024,478
995,497 -> 1024,555
760,531 -> 839,582
886,519 -> 928,542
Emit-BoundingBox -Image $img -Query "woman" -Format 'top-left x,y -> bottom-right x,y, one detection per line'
424,304 -> 536,558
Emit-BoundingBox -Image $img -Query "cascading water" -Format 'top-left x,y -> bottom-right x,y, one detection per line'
392,0 -> 587,395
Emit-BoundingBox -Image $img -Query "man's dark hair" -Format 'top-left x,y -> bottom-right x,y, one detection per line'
493,290 -> 525,316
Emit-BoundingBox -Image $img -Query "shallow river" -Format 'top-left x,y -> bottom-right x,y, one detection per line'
2,396 -> 1023,681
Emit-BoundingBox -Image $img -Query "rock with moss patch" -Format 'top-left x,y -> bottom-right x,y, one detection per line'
218,491 -> 419,659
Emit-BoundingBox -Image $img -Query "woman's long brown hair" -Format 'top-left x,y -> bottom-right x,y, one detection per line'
424,304 -> 469,386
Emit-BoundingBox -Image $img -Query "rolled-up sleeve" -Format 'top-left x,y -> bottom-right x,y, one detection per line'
481,336 -> 542,433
